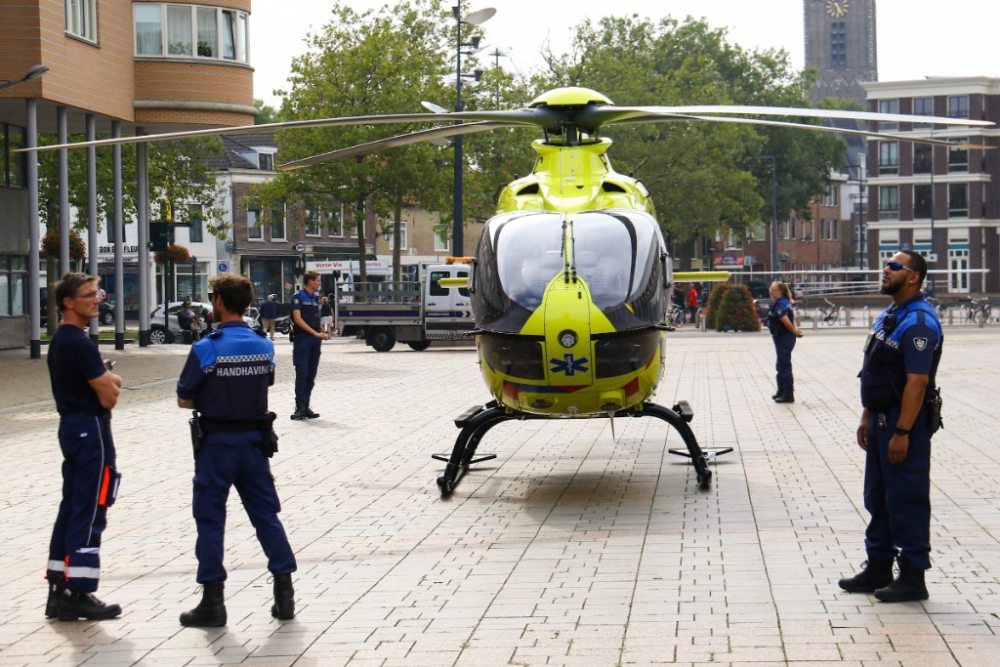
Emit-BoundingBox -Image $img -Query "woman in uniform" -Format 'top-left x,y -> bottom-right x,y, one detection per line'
768,281 -> 803,403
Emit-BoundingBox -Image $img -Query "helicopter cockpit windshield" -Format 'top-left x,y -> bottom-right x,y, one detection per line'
473,209 -> 666,333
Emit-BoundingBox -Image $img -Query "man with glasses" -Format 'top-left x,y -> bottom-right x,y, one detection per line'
839,250 -> 943,602
45,273 -> 124,621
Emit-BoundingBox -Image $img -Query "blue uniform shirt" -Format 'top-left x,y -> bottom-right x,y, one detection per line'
767,297 -> 794,337
177,322 -> 274,421
290,288 -> 321,333
861,293 -> 942,410
48,325 -> 107,416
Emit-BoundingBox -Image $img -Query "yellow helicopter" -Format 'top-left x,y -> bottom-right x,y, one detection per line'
32,86 -> 993,496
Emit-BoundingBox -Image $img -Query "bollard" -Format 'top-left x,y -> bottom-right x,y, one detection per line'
845,309 -> 852,327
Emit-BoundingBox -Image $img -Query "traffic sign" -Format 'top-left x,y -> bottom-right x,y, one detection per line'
218,262 -> 228,272
779,252 -> 790,263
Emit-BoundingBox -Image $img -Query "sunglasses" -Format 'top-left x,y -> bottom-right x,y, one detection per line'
884,261 -> 915,274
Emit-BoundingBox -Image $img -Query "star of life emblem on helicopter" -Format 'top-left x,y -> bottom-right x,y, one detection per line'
550,354 -> 590,377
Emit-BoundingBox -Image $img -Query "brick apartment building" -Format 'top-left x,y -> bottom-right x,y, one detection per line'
0,0 -> 256,349
865,77 -> 1000,294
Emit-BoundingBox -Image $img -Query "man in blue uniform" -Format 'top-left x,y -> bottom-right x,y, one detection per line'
176,273 -> 296,626
290,270 -> 327,420
839,250 -> 943,602
46,272 -> 123,621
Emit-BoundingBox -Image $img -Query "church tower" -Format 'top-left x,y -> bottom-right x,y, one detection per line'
804,0 -> 878,105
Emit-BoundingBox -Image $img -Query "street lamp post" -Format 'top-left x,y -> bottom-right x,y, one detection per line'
452,1 -> 494,257
0,64 -> 48,91
756,155 -> 778,273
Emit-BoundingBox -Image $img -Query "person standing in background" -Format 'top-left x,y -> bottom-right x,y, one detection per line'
290,271 -> 328,420
767,281 -> 803,404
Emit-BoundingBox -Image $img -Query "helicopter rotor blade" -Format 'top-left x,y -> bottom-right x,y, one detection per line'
625,113 -> 994,150
582,105 -> 994,131
278,122 -> 518,171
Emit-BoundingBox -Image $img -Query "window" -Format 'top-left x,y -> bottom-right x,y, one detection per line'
948,95 -> 968,119
305,206 -> 321,236
258,152 -> 274,171
913,97 -> 933,129
66,0 -> 97,42
949,184 -> 968,218
2,124 -> 25,189
188,204 -> 203,243
878,142 -> 899,175
830,22 -> 847,68
388,221 -> 407,251
328,203 -> 344,237
788,216 -> 796,240
434,230 -> 450,252
949,141 -> 968,173
913,144 -> 932,174
270,204 -> 286,240
914,185 -> 933,219
247,206 -> 262,240
879,100 -> 899,131
819,219 -> 839,241
820,186 -> 840,207
134,4 -> 249,62
0,255 -> 27,316
802,219 -> 813,242
879,186 -> 899,220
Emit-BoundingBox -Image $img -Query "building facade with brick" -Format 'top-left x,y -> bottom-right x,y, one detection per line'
0,0 -> 256,348
865,77 -> 1000,294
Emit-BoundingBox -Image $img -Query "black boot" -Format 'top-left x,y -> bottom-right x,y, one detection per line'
290,401 -> 307,421
179,582 -> 227,627
774,388 -> 795,403
874,561 -> 929,602
57,591 -> 122,621
45,571 -> 64,619
838,558 -> 894,593
302,405 -> 319,419
271,573 -> 295,620
771,388 -> 783,399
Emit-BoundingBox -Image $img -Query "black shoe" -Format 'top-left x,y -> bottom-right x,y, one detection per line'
180,582 -> 227,627
774,389 -> 795,404
271,573 -> 295,620
290,401 -> 307,421
57,591 -> 122,621
874,562 -> 928,602
771,389 -> 783,399
838,559 -> 894,593
303,406 -> 319,419
45,572 -> 64,619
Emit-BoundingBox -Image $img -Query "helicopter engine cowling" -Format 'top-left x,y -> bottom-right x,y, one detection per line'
473,209 -> 670,417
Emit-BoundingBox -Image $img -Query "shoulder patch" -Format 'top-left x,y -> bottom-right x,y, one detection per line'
913,337 -> 928,352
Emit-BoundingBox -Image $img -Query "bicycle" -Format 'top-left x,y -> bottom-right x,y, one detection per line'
818,298 -> 841,326
925,296 -> 949,321
668,303 -> 686,327
965,296 -> 991,325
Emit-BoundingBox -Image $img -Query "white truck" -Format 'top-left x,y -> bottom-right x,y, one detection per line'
336,260 -> 474,352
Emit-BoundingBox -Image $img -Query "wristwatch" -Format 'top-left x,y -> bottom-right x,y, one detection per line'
893,426 -> 911,436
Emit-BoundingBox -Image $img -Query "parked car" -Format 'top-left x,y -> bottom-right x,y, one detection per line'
745,280 -> 771,300
149,301 -> 214,344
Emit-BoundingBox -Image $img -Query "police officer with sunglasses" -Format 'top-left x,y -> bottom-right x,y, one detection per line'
839,250 -> 943,602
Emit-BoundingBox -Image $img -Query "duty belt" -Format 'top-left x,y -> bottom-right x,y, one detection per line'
198,416 -> 269,434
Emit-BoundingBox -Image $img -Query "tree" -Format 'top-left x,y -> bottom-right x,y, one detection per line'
254,99 -> 282,125
537,15 -> 844,266
259,0 -> 456,282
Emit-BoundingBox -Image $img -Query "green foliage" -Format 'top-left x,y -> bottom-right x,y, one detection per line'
254,99 -> 282,125
704,283 -> 731,330
35,135 -> 229,239
716,284 -> 760,333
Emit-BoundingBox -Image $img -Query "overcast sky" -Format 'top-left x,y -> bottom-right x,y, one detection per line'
251,0 -> 1000,108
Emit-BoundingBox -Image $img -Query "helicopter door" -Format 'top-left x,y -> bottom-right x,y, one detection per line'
424,267 -> 472,339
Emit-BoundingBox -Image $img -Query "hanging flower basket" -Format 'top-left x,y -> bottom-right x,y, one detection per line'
42,229 -> 86,261
155,243 -> 191,264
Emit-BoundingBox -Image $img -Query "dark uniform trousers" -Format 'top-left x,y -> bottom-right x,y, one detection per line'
864,404 -> 932,571
773,334 -> 796,390
48,414 -> 116,593
193,432 -> 296,583
292,334 -> 322,406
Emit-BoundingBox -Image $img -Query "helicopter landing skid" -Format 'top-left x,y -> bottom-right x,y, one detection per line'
434,400 -> 715,497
